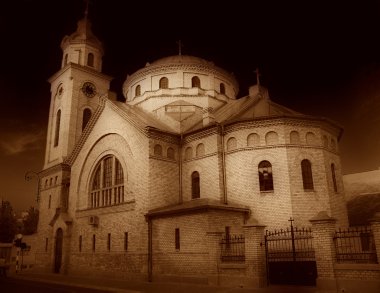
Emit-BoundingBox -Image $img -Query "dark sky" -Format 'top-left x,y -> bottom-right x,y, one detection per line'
2,0 -> 380,212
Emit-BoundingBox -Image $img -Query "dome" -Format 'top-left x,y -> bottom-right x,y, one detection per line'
150,55 -> 215,66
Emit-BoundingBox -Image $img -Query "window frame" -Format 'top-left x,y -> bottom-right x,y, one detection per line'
258,160 -> 274,192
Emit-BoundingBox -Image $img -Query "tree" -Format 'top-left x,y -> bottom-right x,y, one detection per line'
0,200 -> 17,242
22,206 -> 39,235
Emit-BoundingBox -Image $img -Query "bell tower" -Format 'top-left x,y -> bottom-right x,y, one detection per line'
44,8 -> 112,169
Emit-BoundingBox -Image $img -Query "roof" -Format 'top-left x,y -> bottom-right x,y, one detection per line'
151,55 -> 215,66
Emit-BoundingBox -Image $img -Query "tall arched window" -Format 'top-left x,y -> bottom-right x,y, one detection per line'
191,76 -> 201,88
159,77 -> 168,89
331,163 -> 338,192
54,110 -> 61,147
82,108 -> 92,131
90,156 -> 124,208
191,171 -> 200,199
135,85 -> 141,97
301,159 -> 314,190
258,160 -> 274,191
220,83 -> 225,94
87,53 -> 94,67
64,54 -> 68,65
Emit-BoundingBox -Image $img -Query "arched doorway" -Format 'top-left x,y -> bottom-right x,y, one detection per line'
54,228 -> 63,273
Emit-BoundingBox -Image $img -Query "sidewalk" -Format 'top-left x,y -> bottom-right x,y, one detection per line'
8,270 -> 318,293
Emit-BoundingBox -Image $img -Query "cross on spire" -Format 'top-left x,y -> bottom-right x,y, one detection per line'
84,0 -> 90,19
176,40 -> 184,56
254,67 -> 261,87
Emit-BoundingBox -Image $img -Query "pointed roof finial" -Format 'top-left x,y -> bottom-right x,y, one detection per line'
176,40 -> 184,56
84,0 -> 89,20
254,67 -> 261,87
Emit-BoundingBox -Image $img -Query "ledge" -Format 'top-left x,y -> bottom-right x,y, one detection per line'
334,263 -> 380,271
76,199 -> 136,217
219,263 -> 246,269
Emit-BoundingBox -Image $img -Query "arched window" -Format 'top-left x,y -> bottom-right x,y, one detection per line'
196,143 -> 205,157
64,54 -> 68,65
227,137 -> 237,151
306,132 -> 317,145
159,77 -> 168,89
185,147 -> 193,160
167,147 -> 175,159
191,171 -> 200,199
154,144 -> 162,156
87,53 -> 94,67
323,136 -> 329,148
247,133 -> 260,146
90,156 -> 124,208
54,110 -> 61,147
220,83 -> 225,94
265,131 -> 279,145
258,160 -> 274,191
290,131 -> 300,144
82,108 -> 92,131
135,85 -> 141,97
191,76 -> 201,88
331,163 -> 338,192
301,159 -> 314,190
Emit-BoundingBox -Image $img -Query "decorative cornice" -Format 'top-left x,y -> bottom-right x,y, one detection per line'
146,128 -> 180,144
64,96 -> 107,166
48,63 -> 113,83
39,163 -> 71,178
183,125 -> 218,144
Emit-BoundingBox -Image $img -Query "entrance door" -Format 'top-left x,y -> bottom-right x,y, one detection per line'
54,228 -> 63,273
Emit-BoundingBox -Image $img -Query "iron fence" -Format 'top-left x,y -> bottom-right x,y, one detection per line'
334,226 -> 378,264
220,234 -> 245,262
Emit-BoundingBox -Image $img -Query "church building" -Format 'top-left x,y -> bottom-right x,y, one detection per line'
35,12 -> 348,285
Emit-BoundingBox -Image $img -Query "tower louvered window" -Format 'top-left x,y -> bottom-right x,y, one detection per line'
159,77 -> 168,89
90,156 -> 125,208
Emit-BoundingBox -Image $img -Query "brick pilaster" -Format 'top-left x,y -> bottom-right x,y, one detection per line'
206,231 -> 223,285
309,211 -> 337,292
243,222 -> 267,287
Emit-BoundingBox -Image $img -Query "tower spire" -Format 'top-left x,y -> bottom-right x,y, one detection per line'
84,0 -> 89,20
254,67 -> 261,87
176,40 -> 184,56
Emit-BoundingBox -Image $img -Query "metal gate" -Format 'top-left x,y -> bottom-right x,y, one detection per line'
265,218 -> 317,286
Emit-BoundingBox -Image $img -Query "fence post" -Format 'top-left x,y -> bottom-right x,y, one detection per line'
206,231 -> 223,286
309,211 -> 337,292
370,212 -> 380,262
243,220 -> 267,288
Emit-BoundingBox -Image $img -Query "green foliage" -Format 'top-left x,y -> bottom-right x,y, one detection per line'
0,201 -> 17,242
22,206 -> 39,235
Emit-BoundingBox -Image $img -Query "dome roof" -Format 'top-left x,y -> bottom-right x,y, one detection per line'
150,55 -> 214,66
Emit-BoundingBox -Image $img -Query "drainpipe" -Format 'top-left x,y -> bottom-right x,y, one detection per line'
147,218 -> 152,282
220,124 -> 228,204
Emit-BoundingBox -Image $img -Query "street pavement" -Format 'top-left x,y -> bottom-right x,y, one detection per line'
4,270 -> 319,293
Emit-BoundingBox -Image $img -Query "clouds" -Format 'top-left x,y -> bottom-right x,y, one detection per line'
0,125 -> 45,156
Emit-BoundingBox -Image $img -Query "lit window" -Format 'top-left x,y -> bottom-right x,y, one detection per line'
135,85 -> 141,97
301,159 -> 314,190
90,156 -> 124,208
258,160 -> 274,191
79,235 -> 82,252
92,234 -> 96,252
107,233 -> 111,251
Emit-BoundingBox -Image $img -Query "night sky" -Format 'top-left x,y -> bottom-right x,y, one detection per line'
2,0 -> 380,212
